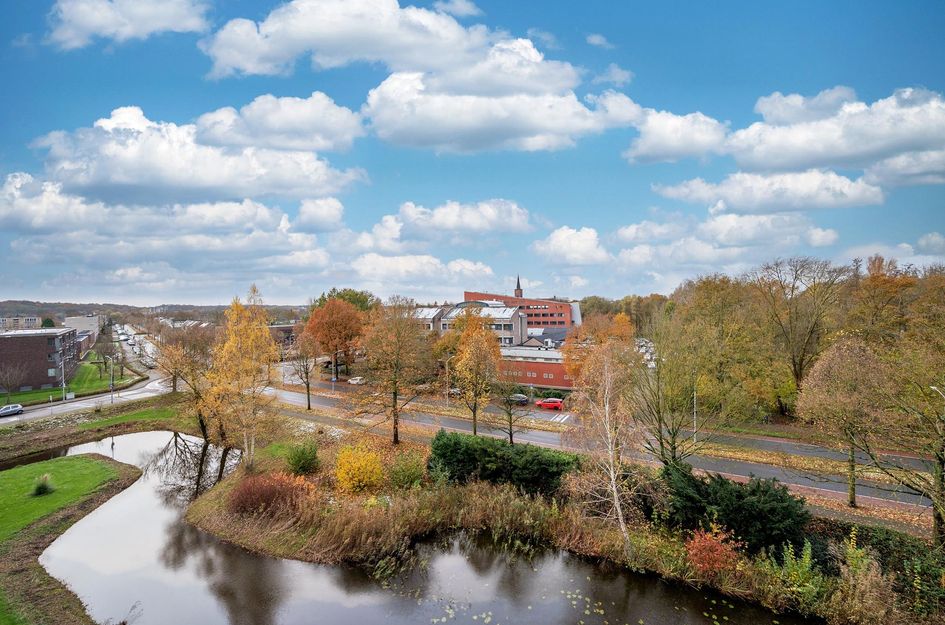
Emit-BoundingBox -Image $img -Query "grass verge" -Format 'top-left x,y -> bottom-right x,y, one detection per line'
0,454 -> 141,625
0,456 -> 118,542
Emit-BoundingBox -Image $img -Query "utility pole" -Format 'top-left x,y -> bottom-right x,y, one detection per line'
692,387 -> 697,444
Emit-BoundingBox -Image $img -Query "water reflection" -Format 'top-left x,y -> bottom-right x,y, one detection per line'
36,432 -> 813,625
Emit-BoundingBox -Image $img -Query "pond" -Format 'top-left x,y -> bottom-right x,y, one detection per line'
30,431 -> 815,625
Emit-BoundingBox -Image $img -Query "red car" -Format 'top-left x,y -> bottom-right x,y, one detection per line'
535,397 -> 564,410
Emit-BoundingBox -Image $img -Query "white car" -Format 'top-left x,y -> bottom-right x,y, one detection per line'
0,404 -> 24,418
347,376 -> 367,385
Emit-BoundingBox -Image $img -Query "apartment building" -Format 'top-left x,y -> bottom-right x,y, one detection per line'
0,328 -> 80,391
64,314 -> 104,344
440,301 -> 529,346
0,315 -> 41,331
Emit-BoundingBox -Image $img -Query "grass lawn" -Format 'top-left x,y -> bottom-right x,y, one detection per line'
0,455 -> 118,543
78,406 -> 178,431
0,589 -> 28,625
3,360 -> 136,407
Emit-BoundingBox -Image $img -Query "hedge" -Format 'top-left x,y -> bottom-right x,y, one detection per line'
428,430 -> 578,495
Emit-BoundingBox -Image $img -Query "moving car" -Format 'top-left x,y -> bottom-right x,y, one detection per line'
0,404 -> 25,418
507,393 -> 529,406
348,376 -> 366,385
535,397 -> 564,410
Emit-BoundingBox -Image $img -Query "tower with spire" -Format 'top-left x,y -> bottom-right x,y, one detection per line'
514,274 -> 523,298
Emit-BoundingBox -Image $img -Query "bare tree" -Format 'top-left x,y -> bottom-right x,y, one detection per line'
0,362 -> 27,403
359,296 -> 437,444
487,377 -> 530,444
158,325 -> 216,439
289,324 -> 320,410
749,257 -> 850,395
566,339 -> 643,558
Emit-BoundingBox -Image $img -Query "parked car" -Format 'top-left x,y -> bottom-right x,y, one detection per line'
535,397 -> 564,410
0,404 -> 24,418
448,387 -> 462,398
348,376 -> 366,385
507,393 -> 529,406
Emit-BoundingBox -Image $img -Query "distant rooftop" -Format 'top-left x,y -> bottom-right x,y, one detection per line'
0,328 -> 73,337
444,305 -> 520,320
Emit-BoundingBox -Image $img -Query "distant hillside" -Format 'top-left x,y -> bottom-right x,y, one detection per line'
0,300 -> 306,324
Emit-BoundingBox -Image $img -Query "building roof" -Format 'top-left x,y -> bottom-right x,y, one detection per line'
412,306 -> 445,320
500,346 -> 563,361
0,328 -> 74,337
444,305 -> 520,320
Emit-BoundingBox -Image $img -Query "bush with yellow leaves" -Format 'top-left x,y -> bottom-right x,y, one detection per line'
335,444 -> 383,493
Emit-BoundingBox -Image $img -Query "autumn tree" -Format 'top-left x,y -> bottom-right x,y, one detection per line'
360,296 -> 437,444
846,255 -> 917,344
849,273 -> 945,543
200,285 -> 279,469
157,325 -> 216,439
633,309 -> 748,466
305,298 -> 363,379
797,337 -> 883,507
453,309 -> 501,436
749,257 -> 850,406
563,312 -> 635,379
0,362 -> 27,403
290,323 -> 320,410
566,339 -> 643,558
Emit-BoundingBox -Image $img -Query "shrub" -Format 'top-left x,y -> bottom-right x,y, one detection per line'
335,444 -> 383,493
824,529 -> 904,625
428,430 -> 578,495
389,451 -> 425,489
228,472 -> 311,514
32,473 -> 54,496
286,442 -> 320,475
807,516 -> 945,615
759,540 -> 827,615
685,525 -> 742,579
663,463 -> 809,554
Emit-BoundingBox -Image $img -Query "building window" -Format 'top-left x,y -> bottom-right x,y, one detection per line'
47,368 -> 57,377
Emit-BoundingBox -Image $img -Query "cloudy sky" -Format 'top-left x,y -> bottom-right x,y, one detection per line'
2,0 -> 944,305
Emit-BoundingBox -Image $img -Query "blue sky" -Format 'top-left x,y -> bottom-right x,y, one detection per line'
1,0 -> 943,305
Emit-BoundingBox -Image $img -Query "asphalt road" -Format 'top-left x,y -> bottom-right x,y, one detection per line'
268,386 -> 931,508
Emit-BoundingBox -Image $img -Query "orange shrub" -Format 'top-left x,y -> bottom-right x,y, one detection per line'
335,444 -> 383,493
685,525 -> 742,579
228,472 -> 313,514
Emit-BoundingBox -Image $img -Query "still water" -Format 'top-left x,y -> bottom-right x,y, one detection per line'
34,431 -> 814,625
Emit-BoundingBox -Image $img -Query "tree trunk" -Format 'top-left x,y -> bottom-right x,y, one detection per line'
196,409 -> 209,440
392,389 -> 400,445
194,441 -> 209,499
171,373 -> 178,392
216,447 -> 230,484
472,400 -> 478,436
847,442 -> 857,508
305,380 -> 311,410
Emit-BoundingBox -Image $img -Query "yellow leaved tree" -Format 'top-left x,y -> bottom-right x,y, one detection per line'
200,285 -> 279,469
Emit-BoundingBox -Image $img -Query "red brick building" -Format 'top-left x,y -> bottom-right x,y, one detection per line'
465,277 -> 581,329
0,328 -> 79,391
499,346 -> 572,390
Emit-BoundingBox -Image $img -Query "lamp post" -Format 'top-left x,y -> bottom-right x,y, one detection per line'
104,355 -> 115,404
444,354 -> 457,401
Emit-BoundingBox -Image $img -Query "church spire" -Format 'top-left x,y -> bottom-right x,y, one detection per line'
514,274 -> 523,298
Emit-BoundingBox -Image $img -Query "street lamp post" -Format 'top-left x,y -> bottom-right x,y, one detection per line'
104,355 -> 115,404
444,354 -> 457,401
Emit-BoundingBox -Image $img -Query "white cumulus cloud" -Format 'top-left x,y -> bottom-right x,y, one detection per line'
585,33 -> 614,49
48,0 -> 208,49
753,86 -> 857,125
531,226 -> 610,265
654,169 -> 884,212
433,0 -> 482,17
196,92 -> 364,152
35,106 -> 364,203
